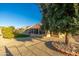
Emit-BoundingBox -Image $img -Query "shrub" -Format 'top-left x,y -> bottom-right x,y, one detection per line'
15,34 -> 30,38
2,27 -> 15,39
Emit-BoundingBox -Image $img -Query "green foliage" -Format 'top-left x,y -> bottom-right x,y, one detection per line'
9,26 -> 15,30
15,34 -> 30,38
2,26 -> 15,39
40,3 -> 79,34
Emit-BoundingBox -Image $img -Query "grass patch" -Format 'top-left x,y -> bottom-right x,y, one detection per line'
15,34 -> 30,38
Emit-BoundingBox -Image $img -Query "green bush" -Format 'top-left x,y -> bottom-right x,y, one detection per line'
15,34 -> 30,38
2,27 -> 15,39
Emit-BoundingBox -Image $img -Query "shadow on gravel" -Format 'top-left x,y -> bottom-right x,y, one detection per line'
5,46 -> 13,56
45,41 -> 62,52
45,41 -> 66,56
45,41 -> 58,51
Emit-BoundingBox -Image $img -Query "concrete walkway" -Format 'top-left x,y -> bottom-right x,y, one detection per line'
0,37 -> 66,56
0,29 -> 65,56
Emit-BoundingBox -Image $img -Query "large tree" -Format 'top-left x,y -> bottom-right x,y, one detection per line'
39,4 -> 54,37
40,3 -> 79,45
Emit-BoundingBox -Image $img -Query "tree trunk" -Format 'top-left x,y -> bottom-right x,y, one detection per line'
50,32 -> 53,37
65,32 -> 69,45
46,30 -> 51,37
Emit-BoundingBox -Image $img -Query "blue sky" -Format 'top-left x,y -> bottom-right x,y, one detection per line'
0,3 -> 42,28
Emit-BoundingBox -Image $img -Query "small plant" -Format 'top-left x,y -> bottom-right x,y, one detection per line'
1,26 -> 15,39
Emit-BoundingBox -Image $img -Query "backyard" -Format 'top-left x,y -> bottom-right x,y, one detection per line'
0,3 -> 79,56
